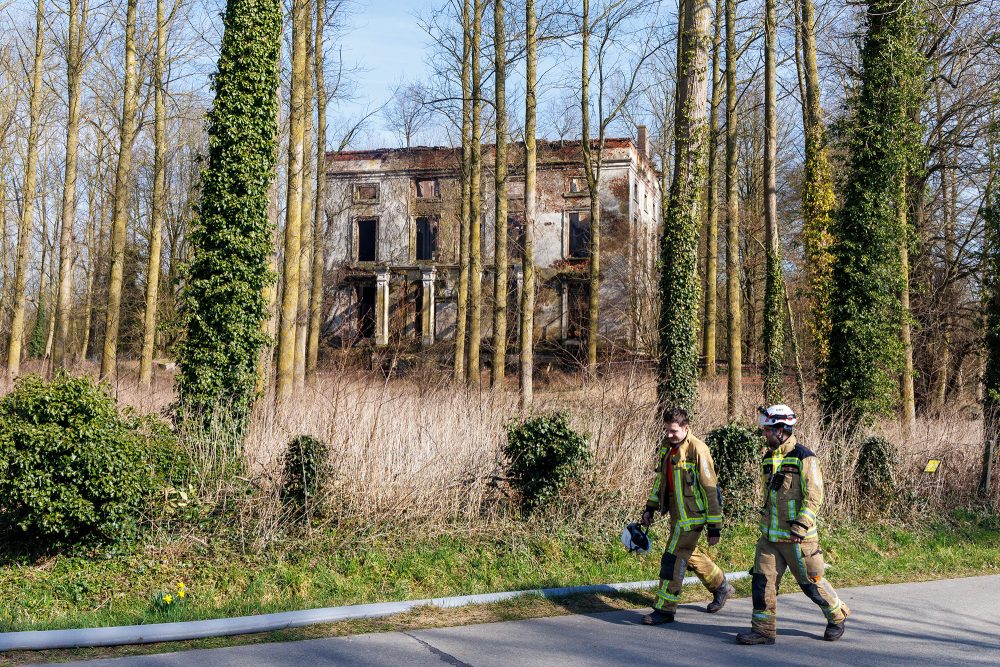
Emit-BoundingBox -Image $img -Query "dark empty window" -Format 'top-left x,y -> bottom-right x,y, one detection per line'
357,218 -> 377,261
415,178 -> 440,199
356,280 -> 376,339
354,183 -> 379,202
508,214 -> 525,259
567,282 -> 589,341
568,211 -> 591,258
415,216 -> 437,261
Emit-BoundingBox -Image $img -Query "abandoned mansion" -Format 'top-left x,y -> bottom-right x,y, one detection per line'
323,130 -> 662,357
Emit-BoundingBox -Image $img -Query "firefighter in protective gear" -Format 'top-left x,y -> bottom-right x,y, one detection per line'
736,405 -> 851,645
640,407 -> 733,625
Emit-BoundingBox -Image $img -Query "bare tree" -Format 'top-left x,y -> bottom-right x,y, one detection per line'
7,0 -> 46,378
491,0 -> 508,388
519,0 -> 537,407
383,81 -> 432,149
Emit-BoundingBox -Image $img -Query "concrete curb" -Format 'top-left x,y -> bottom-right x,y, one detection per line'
0,572 -> 751,651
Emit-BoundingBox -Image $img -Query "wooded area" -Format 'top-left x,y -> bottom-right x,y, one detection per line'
0,0 -> 998,461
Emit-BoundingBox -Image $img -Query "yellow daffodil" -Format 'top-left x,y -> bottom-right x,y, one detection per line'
178,590 -> 186,599
164,594 -> 173,604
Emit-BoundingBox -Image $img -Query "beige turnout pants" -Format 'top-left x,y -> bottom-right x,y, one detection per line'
653,523 -> 726,612
751,536 -> 850,637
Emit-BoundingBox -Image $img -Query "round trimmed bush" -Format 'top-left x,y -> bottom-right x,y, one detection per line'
504,412 -> 591,513
705,423 -> 763,522
0,373 -> 157,543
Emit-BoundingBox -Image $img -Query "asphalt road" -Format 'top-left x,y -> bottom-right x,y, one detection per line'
50,575 -> 1000,666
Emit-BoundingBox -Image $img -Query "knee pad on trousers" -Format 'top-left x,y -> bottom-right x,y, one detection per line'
751,572 -> 768,610
659,552 -> 677,581
800,581 -> 827,607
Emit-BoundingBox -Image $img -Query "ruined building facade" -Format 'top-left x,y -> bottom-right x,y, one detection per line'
322,132 -> 661,358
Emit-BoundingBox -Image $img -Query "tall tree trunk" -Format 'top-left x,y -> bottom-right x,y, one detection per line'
296,15 -> 315,391
454,0 -> 472,381
762,0 -> 784,405
140,0 -> 166,388
701,0 -> 723,380
100,0 -> 140,380
657,0 -> 711,415
580,0 -> 601,375
53,0 -> 88,369
466,0 -> 483,385
79,147 -> 100,362
519,0 -> 537,409
277,0 -> 309,402
491,0 -> 508,388
725,0 -> 742,420
7,0 -> 45,378
307,0 -> 326,380
799,0 -> 835,388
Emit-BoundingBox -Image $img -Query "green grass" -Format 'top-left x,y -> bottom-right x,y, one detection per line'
2,511 -> 998,640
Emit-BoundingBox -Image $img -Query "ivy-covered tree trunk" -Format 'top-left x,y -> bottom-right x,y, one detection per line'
177,0 -> 281,429
762,0 -> 785,406
657,0 -> 710,415
822,0 -> 926,427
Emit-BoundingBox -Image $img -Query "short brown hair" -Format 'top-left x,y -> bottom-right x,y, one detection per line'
663,407 -> 690,426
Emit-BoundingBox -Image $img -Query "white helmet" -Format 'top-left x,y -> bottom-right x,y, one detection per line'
758,404 -> 797,429
621,522 -> 652,555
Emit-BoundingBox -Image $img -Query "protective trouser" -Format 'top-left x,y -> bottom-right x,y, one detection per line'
653,524 -> 726,612
750,536 -> 850,637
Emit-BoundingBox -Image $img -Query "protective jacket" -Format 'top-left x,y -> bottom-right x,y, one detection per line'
646,433 -> 723,531
758,435 -> 822,542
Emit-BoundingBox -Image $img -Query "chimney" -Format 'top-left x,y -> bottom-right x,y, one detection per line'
636,125 -> 649,159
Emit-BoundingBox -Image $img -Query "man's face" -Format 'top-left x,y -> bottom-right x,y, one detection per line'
762,425 -> 785,447
664,421 -> 688,445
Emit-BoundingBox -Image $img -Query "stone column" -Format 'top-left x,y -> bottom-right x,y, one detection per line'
376,269 -> 390,347
421,268 -> 436,347
560,281 -> 569,341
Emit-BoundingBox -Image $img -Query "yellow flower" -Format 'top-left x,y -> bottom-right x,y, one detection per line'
177,581 -> 185,589
178,590 -> 186,599
164,594 -> 173,604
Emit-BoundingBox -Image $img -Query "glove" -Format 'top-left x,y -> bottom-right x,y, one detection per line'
641,508 -> 654,527
789,520 -> 809,540
707,525 -> 721,539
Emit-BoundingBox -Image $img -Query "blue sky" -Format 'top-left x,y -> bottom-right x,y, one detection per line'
337,0 -> 436,147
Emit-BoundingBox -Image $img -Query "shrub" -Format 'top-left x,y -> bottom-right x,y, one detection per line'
0,374 -> 157,544
705,423 -> 763,522
855,435 -> 898,507
504,412 -> 591,513
281,435 -> 330,523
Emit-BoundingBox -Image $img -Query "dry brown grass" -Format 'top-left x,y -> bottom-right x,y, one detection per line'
1,358 -> 990,546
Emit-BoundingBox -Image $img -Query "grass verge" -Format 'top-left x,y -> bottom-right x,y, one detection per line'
2,510 -> 998,665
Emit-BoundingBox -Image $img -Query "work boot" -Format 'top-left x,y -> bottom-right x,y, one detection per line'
736,630 -> 775,645
707,582 -> 733,613
641,610 -> 675,625
824,621 -> 846,641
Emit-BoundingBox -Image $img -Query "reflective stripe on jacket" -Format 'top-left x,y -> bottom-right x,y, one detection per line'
646,433 -> 723,531
758,435 -> 823,542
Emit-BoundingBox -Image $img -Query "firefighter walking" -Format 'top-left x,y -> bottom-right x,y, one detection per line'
641,408 -> 733,625
736,404 -> 851,645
